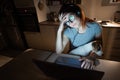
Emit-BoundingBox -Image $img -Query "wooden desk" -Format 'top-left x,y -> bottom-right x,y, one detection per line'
0,49 -> 120,80
95,59 -> 120,80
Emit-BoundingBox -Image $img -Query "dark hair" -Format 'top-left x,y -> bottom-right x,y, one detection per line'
59,4 -> 81,18
59,4 -> 94,28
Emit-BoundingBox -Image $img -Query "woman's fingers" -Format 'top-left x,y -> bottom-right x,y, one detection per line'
86,62 -> 91,69
81,61 -> 90,69
84,61 -> 89,69
59,14 -> 64,21
58,14 -> 63,21
81,61 -> 86,68
81,59 -> 94,70
59,13 -> 69,22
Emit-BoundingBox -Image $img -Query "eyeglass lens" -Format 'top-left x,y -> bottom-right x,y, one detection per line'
66,15 -> 75,25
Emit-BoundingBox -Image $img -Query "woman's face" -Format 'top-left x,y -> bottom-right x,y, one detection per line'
65,14 -> 80,28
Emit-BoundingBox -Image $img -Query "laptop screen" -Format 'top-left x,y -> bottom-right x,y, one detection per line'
33,58 -> 104,80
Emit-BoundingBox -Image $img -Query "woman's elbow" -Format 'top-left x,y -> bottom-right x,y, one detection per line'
56,48 -> 63,54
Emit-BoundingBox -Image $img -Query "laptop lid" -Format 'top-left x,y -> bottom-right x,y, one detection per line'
33,59 -> 104,80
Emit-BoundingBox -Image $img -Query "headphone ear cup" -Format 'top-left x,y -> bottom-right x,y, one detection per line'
77,11 -> 80,16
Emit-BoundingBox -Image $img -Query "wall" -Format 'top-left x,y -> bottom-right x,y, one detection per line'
34,0 -> 120,22
24,0 -> 120,51
13,0 -> 34,8
33,0 -> 50,22
81,0 -> 120,20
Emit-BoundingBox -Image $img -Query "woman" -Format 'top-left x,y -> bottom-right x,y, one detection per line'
56,4 -> 103,69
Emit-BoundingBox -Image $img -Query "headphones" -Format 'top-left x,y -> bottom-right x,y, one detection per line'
59,4 -> 81,17
68,4 -> 81,17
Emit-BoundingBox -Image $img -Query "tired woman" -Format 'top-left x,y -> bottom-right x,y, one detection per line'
56,4 -> 103,69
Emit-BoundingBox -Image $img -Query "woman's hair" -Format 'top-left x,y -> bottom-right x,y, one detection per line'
59,4 -> 94,28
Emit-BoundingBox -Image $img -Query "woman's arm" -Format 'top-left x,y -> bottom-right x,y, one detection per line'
56,14 -> 69,54
69,42 -> 93,56
95,23 -> 103,45
56,32 -> 69,54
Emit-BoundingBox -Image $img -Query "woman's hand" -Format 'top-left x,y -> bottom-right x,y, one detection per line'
79,57 -> 94,69
79,56 -> 99,70
59,13 -> 69,22
58,13 -> 69,32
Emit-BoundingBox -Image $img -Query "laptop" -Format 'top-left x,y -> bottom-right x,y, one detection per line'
55,56 -> 82,68
33,57 -> 104,80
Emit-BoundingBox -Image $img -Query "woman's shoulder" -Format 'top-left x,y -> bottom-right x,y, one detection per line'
86,22 -> 100,28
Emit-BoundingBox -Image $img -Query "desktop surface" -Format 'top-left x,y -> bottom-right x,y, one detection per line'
0,50 -> 120,80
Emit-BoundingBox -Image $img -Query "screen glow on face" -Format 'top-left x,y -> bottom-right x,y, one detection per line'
66,15 -> 75,26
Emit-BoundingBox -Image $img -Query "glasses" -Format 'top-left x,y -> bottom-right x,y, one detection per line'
66,15 -> 75,26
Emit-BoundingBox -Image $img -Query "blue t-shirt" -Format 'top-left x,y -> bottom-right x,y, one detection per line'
64,22 -> 102,49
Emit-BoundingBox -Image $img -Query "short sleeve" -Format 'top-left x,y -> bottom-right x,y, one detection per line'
63,27 -> 74,39
64,28 -> 70,38
94,23 -> 102,37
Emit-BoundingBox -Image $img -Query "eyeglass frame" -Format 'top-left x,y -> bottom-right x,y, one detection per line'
65,15 -> 75,26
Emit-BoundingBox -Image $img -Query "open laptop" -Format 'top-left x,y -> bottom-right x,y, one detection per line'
33,57 -> 104,80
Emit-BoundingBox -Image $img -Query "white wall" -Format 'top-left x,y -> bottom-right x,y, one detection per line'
34,0 -> 120,22
81,0 -> 120,20
33,0 -> 49,22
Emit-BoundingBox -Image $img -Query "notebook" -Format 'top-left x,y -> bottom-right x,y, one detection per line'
33,57 -> 104,80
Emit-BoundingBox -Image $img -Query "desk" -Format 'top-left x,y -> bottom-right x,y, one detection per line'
0,49 -> 120,80
95,59 -> 120,80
